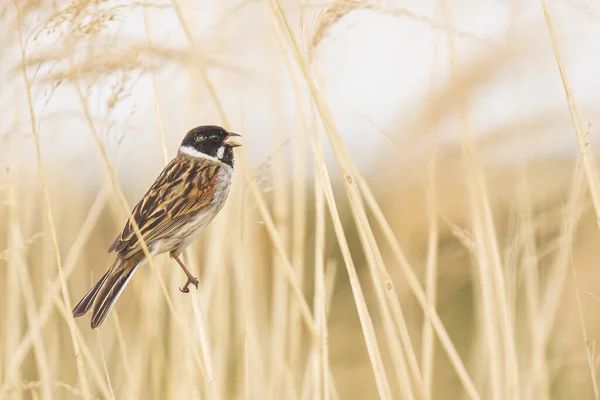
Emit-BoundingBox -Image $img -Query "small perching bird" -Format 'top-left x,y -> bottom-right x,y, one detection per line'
72,125 -> 242,328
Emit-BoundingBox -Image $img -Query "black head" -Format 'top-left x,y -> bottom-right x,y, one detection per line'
179,125 -> 242,168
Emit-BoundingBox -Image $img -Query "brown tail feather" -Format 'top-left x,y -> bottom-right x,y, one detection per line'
72,270 -> 111,318
90,258 -> 141,329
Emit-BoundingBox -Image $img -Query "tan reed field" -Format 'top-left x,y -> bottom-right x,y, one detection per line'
1,1 -> 600,399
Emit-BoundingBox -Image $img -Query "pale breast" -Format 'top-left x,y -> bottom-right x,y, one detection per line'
172,164 -> 233,254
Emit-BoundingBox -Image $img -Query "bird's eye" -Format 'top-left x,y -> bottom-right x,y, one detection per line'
210,135 -> 220,142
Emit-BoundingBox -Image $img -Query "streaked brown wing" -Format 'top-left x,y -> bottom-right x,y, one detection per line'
109,156 -> 220,258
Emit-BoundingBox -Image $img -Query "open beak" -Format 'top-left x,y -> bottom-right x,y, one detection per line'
224,132 -> 242,148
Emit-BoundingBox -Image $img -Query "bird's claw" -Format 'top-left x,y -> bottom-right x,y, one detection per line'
179,285 -> 189,293
179,276 -> 199,294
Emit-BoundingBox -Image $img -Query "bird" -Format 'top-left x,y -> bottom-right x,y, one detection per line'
72,125 -> 242,328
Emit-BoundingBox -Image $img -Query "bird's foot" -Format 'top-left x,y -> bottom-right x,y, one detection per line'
179,275 -> 199,293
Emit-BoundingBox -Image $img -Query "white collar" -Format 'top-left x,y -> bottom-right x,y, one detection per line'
178,146 -> 232,169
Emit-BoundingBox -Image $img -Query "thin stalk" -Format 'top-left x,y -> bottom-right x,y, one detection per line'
289,0 -> 309,380
240,159 -> 317,334
517,165 -> 549,400
443,2 -> 518,397
269,1 -> 426,398
143,0 -> 169,164
312,109 -> 329,400
564,216 -> 600,399
0,185 -> 109,396
8,166 -> 52,400
540,0 -> 600,232
267,8 -> 394,400
421,3 -> 442,395
12,3 -> 91,398
269,45 -> 291,398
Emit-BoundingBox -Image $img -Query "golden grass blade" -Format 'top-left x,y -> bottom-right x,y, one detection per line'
539,9 -> 600,394
12,3 -> 91,398
289,0 -> 310,379
191,297 -> 221,400
420,5 -> 442,394
317,162 -> 394,400
421,149 -> 440,399
268,78 -> 292,399
111,314 -> 136,398
8,170 -> 52,400
96,330 -> 117,400
0,184 -> 109,397
517,165 -> 550,400
50,298 -> 113,400
168,0 -> 229,124
565,215 -> 600,399
266,6 -> 397,399
143,0 -> 168,164
241,156 -> 317,334
1,140 -> 24,399
356,173 -> 482,400
268,2 -> 428,398
443,4 -> 519,396
515,162 -> 553,399
539,163 -> 586,336
540,0 -> 600,233
312,108 -> 329,400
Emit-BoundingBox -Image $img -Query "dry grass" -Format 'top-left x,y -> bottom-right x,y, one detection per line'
1,0 -> 600,399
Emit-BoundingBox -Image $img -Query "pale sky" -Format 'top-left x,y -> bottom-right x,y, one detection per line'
3,0 -> 600,189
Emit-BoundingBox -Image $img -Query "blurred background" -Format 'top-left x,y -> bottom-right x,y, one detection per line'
2,0 -> 600,399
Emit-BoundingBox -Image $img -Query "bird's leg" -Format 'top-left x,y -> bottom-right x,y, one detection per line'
172,255 -> 199,293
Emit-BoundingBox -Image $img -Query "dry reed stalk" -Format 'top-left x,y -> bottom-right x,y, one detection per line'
420,2 -> 443,396
540,8 -> 600,395
294,3 -> 492,400
111,314 -> 136,398
443,4 -> 520,398
96,327 -> 117,400
8,149 -> 52,400
191,298 -> 220,400
540,0 -> 600,234
459,114 -> 505,400
12,3 -> 91,399
420,124 -> 440,398
268,7 -> 398,400
289,0 -> 309,380
309,0 -> 494,61
311,113 -> 328,400
539,163 -> 586,336
275,18 -> 393,398
143,0 -> 168,164
517,165 -> 550,399
4,380 -> 99,400
355,172 -> 481,399
50,294 -> 113,397
0,183 -> 110,397
309,67 -> 332,398
240,158 -> 317,331
319,163 -> 394,400
1,140 -> 24,399
268,41 -> 292,398
273,1 -> 432,397
232,178 -> 256,400
565,215 -> 600,399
